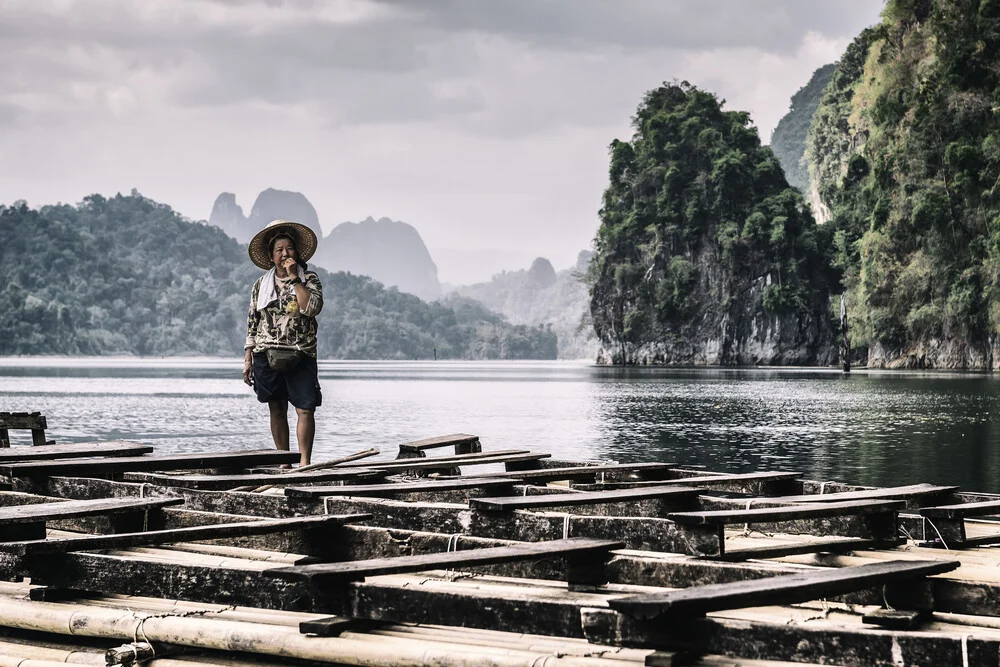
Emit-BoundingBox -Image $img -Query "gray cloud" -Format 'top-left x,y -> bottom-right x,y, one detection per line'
0,0 -> 886,267
375,0 -> 880,52
2,0 -> 883,131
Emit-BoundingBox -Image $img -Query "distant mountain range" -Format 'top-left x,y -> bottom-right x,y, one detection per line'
453,252 -> 598,360
209,189 -> 440,301
208,188 -> 598,359
0,193 -> 556,359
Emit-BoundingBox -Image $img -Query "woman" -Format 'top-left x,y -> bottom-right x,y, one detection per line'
243,219 -> 323,466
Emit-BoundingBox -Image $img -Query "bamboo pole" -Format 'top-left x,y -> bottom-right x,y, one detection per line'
0,639 -> 105,664
0,596 -> 646,667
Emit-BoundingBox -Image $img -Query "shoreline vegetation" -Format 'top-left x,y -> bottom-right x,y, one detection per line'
0,195 -> 557,361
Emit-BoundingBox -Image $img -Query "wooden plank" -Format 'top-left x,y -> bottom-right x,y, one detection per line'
122,467 -> 388,490
454,463 -> 677,483
0,441 -> 154,462
607,560 -> 960,619
668,499 -> 906,526
355,449 -> 532,467
920,499 -> 1000,519
0,412 -> 48,447
0,413 -> 46,429
581,609 -> 1000,664
19,551 -> 318,611
716,538 -> 881,561
267,537 -> 623,584
0,449 -> 301,478
0,496 -> 183,524
775,483 -> 960,507
352,451 -> 549,472
284,477 -> 520,499
470,485 -> 701,512
397,434 -> 480,457
0,513 -> 371,555
576,471 -> 803,495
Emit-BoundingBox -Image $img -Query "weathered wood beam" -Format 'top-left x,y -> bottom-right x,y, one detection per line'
580,610 -> 1000,666
18,552 -> 319,611
121,467 -> 388,490
0,442 -> 154,462
396,434 -> 481,459
0,450 -> 300,479
0,513 -> 370,556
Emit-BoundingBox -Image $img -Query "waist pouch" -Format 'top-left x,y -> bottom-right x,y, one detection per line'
266,348 -> 304,372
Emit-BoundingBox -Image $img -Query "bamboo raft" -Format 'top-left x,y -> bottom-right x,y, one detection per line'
4,413 -> 1000,665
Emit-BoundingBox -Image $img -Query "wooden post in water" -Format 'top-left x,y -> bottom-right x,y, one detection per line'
840,295 -> 851,373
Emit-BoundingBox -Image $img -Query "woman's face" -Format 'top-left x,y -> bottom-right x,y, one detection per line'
271,236 -> 297,269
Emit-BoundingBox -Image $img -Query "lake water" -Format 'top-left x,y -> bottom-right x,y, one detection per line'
1,358 -> 999,492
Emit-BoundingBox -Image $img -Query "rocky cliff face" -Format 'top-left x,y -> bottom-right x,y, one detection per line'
208,193 -> 248,242
805,4 -> 1000,370
312,217 -> 441,302
593,249 -> 836,365
590,82 -> 837,366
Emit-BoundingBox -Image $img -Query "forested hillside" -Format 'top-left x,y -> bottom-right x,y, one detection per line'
0,194 -> 556,360
589,82 -> 837,365
770,63 -> 837,194
807,0 -> 1000,368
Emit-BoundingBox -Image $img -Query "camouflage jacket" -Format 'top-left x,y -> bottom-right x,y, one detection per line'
245,271 -> 324,357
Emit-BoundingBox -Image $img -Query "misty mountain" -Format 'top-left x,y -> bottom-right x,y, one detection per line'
208,188 -> 321,244
208,192 -> 247,242
312,216 -> 442,303
247,188 -> 323,243
453,251 -> 599,360
208,191 -> 441,302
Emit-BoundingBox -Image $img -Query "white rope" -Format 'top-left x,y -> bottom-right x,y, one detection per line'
324,497 -> 333,515
961,632 -> 971,667
925,518 -> 951,550
881,585 -> 895,611
819,481 -> 832,495
523,485 -> 529,496
563,514 -> 571,540
446,533 -> 461,553
742,499 -> 755,536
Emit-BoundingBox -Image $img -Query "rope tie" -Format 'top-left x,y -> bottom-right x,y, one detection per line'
925,518 -> 951,550
563,514 -> 571,540
742,498 -> 755,536
324,497 -> 333,515
446,533 -> 461,553
523,485 -> 529,496
819,481 -> 831,495
961,632 -> 971,667
882,585 -> 895,611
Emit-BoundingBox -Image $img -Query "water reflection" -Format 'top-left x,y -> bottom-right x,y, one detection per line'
1,360 -> 999,492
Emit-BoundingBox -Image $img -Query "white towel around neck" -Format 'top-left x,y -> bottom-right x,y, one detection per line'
256,266 -> 307,311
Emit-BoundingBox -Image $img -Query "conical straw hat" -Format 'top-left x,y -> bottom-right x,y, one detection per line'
248,219 -> 318,270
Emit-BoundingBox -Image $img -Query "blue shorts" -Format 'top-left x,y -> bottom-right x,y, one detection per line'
251,352 -> 323,410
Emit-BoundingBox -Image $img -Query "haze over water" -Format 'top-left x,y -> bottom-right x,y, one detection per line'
1,359 -> 999,493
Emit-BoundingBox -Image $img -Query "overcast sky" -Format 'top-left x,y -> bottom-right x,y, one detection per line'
2,0 -> 883,283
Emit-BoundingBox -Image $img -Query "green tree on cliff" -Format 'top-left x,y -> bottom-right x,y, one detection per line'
589,82 -> 836,365
807,0 -> 1000,366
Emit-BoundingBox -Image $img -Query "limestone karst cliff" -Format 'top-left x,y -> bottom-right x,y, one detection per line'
589,82 -> 837,365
